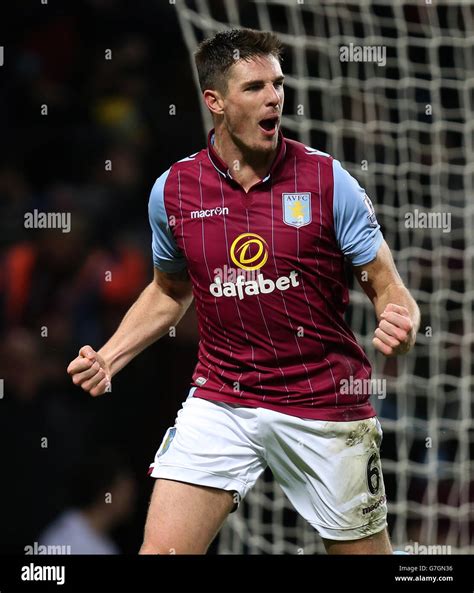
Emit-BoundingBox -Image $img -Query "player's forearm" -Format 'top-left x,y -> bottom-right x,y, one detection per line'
98,281 -> 192,377
373,283 -> 420,347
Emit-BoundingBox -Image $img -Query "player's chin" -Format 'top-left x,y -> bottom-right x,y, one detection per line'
256,141 -> 276,154
254,129 -> 279,151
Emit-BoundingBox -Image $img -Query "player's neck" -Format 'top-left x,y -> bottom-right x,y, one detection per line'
213,128 -> 278,193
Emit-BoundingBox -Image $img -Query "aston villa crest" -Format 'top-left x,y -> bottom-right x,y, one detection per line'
282,193 -> 312,228
157,427 -> 176,457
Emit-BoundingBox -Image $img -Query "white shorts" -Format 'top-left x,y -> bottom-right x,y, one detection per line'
148,388 -> 388,541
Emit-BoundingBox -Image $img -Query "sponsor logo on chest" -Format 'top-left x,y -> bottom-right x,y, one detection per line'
210,232 -> 299,300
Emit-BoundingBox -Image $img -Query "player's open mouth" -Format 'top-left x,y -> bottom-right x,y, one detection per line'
258,117 -> 279,136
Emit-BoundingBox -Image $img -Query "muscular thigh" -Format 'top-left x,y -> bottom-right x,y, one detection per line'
140,478 -> 235,554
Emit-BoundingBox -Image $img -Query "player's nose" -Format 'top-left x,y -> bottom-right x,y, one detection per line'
264,83 -> 282,109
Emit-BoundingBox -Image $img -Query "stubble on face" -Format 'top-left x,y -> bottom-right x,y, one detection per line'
221,54 -> 284,156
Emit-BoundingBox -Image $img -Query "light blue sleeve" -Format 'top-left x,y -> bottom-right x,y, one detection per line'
333,159 -> 383,266
148,169 -> 187,273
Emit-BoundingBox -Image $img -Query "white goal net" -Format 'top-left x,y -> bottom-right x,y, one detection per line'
175,0 -> 474,554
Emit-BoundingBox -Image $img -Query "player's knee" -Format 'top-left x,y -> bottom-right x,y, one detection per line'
139,542 -> 159,555
139,541 -> 175,555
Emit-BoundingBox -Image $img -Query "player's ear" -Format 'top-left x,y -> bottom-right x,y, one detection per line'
203,89 -> 225,116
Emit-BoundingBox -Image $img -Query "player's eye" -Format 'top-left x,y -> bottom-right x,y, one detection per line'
246,85 -> 262,91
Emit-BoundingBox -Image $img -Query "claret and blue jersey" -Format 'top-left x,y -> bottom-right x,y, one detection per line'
148,130 -> 383,422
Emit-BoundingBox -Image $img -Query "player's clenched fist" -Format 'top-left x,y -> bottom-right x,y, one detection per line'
373,303 -> 415,356
67,345 -> 111,396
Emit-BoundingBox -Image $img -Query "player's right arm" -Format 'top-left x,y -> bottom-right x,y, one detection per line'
67,168 -> 192,396
67,267 -> 193,396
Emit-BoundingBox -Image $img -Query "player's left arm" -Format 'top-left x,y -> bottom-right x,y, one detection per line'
332,158 -> 420,357
353,240 -> 420,356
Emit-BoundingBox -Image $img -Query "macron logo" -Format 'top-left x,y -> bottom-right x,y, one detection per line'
191,206 -> 229,219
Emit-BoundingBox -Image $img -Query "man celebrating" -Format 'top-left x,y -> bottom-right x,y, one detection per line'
68,29 -> 420,555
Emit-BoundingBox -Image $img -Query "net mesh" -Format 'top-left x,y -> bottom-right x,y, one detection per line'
175,0 -> 474,554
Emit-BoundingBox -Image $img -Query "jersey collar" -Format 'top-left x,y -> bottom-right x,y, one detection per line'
207,128 -> 287,187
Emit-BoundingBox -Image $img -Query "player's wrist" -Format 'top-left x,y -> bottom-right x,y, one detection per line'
96,347 -> 115,378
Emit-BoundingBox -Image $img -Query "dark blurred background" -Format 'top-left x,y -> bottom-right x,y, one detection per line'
0,0 -> 207,554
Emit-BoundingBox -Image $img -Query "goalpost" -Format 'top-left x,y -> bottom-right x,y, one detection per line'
175,0 -> 474,554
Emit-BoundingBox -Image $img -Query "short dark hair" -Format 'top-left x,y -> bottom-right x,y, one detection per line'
194,28 -> 283,93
